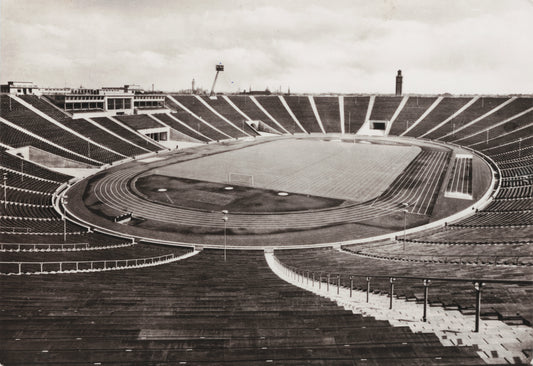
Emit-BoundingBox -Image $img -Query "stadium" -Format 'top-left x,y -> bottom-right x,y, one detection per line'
1,1 -> 532,365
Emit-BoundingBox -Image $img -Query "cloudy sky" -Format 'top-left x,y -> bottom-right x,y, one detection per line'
1,0 -> 532,94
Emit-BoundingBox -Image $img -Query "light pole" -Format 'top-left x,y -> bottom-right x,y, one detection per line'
518,138 -> 522,158
3,172 -> 7,210
401,202 -> 409,251
222,210 -> 228,262
402,209 -> 408,250
62,195 -> 68,243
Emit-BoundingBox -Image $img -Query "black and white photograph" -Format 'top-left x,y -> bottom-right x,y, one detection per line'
1,0 -> 532,364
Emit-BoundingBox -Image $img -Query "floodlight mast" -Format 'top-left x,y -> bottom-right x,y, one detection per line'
210,64 -> 224,96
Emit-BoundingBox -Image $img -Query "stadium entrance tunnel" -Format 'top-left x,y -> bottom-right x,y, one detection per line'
372,121 -> 387,130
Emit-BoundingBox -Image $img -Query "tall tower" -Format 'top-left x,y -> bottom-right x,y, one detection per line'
210,64 -> 224,96
396,70 -> 403,96
192,78 -> 195,94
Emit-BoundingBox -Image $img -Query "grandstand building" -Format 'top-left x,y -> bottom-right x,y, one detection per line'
0,81 -> 40,96
46,85 -> 167,118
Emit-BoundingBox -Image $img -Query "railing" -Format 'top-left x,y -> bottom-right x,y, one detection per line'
0,242 -> 89,251
0,253 -> 178,275
347,249 -> 533,266
396,238 -> 532,245
271,254 -> 533,332
0,241 -> 135,252
0,226 -> 32,233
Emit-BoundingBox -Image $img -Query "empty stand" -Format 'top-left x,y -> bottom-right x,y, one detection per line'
2,92 -> 533,365
227,95 -> 287,133
344,239 -> 533,266
405,225 -> 532,243
314,96 -> 342,133
444,98 -> 533,143
0,117 -> 99,166
81,118 -> 149,156
370,96 -> 403,121
284,96 -> 322,133
424,97 -> 511,140
0,150 -> 71,182
454,110 -> 533,149
0,168 -> 61,193
166,97 -> 229,141
404,97 -> 472,137
91,117 -> 161,152
343,96 -> 369,134
255,96 -> 303,133
170,95 -> 246,138
451,210 -> 532,227
152,113 -> 211,142
0,243 -> 191,274
116,114 -> 166,130
199,96 -> 257,135
0,250 -> 486,365
19,95 -> 72,124
390,97 -> 438,136
1,95 -> 122,164
275,248 -> 533,326
3,187 -> 52,206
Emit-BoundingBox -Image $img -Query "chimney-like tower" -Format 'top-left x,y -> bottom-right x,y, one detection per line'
396,70 -> 403,96
192,78 -> 195,94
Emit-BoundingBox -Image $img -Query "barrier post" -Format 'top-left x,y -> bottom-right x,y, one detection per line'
389,278 -> 395,309
349,276 -> 353,298
423,279 -> 431,322
337,275 -> 340,295
327,274 -> 330,292
319,273 -> 322,290
474,281 -> 483,332
366,277 -> 371,303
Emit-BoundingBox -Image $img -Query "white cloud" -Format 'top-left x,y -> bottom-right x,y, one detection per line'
1,0 -> 532,94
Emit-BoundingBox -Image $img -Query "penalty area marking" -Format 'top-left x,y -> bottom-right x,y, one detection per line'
155,188 -> 174,204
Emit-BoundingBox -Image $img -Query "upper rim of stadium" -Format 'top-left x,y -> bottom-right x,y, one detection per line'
1,78 -> 531,165
2,79 -> 533,96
